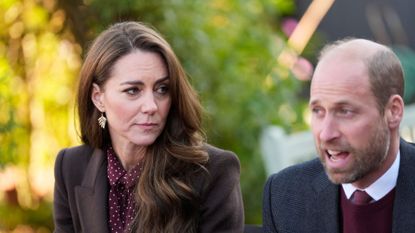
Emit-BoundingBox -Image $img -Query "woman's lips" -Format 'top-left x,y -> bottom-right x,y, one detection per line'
137,123 -> 158,130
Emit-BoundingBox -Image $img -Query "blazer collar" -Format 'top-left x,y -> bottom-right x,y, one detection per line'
75,148 -> 110,233
392,139 -> 415,232
309,139 -> 415,233
311,169 -> 341,233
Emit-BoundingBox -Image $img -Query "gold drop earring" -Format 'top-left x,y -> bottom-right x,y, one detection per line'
98,112 -> 107,129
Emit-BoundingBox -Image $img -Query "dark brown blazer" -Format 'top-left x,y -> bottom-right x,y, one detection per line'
53,144 -> 244,233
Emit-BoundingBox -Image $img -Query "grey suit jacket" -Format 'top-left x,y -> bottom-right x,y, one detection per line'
262,139 -> 415,233
53,144 -> 244,233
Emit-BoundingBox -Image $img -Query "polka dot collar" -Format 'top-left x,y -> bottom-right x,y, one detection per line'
106,147 -> 143,188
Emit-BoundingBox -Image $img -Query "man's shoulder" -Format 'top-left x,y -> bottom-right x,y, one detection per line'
271,158 -> 323,178
266,158 -> 324,188
401,139 -> 415,156
263,158 -> 330,229
399,140 -> 415,170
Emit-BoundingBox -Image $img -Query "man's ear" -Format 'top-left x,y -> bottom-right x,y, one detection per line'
91,83 -> 105,112
385,94 -> 404,129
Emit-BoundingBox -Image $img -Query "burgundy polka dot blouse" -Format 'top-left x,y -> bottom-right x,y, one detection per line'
107,147 -> 143,233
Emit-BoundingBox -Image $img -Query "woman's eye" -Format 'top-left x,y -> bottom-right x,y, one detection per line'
156,84 -> 169,95
124,87 -> 140,95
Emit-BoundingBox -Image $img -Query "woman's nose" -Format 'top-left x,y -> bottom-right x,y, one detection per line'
141,92 -> 158,114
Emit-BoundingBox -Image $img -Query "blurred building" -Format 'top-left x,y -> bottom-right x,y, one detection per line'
295,0 -> 415,103
295,0 -> 414,49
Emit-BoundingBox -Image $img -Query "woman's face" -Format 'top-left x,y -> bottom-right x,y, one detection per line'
92,50 -> 171,149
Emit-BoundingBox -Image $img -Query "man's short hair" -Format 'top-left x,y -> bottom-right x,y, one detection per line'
317,38 -> 404,113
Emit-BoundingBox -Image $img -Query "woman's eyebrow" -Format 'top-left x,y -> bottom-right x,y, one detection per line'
120,76 -> 169,86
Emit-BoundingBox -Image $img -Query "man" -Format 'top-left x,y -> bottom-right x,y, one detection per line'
262,38 -> 415,233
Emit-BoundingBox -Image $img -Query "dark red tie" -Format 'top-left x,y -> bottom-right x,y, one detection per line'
351,190 -> 373,205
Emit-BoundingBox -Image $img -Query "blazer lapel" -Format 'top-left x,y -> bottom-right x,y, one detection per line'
75,148 -> 109,233
392,140 -> 415,233
310,171 -> 341,233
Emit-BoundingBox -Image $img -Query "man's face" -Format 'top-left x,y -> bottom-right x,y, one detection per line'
309,56 -> 391,187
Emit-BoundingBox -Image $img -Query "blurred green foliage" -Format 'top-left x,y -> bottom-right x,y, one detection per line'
0,199 -> 53,230
0,0 -> 311,231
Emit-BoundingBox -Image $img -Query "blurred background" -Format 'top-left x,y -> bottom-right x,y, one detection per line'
0,0 -> 414,232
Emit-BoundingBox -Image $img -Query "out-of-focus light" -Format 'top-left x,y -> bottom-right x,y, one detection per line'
288,0 -> 335,54
292,57 -> 314,81
277,0 -> 335,80
281,18 -> 298,37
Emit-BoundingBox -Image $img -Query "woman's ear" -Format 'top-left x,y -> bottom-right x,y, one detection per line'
91,83 -> 105,112
386,94 -> 404,129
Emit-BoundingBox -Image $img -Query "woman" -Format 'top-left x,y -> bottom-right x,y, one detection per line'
53,21 -> 243,233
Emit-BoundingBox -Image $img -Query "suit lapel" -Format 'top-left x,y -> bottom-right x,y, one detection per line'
392,140 -> 415,233
305,140 -> 415,233
311,170 -> 341,233
75,148 -> 109,233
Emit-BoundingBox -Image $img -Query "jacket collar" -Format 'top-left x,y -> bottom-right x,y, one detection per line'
75,148 -> 110,233
310,139 -> 415,233
311,168 -> 340,233
392,139 -> 415,232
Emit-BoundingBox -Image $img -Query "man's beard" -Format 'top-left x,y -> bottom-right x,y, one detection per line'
318,121 -> 390,184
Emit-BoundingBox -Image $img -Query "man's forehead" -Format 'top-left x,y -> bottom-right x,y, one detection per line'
311,57 -> 369,87
310,70 -> 374,106
309,95 -> 364,106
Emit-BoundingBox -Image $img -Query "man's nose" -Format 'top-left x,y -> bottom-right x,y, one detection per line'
318,116 -> 340,142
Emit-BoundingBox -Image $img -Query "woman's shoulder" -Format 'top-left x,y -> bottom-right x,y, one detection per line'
58,144 -> 94,154
204,144 -> 240,175
54,144 -> 99,176
205,144 -> 241,185
54,144 -> 105,186
56,144 -> 95,163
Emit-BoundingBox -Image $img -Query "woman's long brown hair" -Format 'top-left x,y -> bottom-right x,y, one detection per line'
77,21 -> 208,233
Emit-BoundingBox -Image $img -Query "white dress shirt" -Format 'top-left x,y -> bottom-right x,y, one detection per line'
342,150 -> 400,202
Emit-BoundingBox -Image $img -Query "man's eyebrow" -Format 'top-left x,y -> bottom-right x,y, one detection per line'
309,99 -> 319,106
309,99 -> 354,107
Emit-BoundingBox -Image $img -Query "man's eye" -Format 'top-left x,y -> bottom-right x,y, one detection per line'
311,107 -> 322,115
310,107 -> 326,119
339,109 -> 352,115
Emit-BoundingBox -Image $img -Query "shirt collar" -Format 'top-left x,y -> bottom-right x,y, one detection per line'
342,150 -> 400,201
106,147 -> 143,188
107,147 -> 126,186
